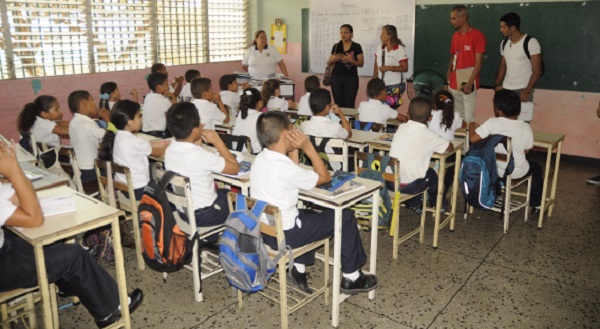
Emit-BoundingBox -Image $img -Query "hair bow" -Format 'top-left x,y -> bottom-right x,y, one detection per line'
245,90 -> 252,96
99,93 -> 110,100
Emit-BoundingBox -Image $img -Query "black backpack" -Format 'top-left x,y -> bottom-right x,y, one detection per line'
502,35 -> 545,76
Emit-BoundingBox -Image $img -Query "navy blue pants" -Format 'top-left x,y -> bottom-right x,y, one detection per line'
330,74 -> 359,108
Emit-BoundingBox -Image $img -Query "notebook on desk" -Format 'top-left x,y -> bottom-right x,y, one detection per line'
39,194 -> 77,217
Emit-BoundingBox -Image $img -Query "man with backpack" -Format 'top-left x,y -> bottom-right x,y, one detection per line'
494,12 -> 543,123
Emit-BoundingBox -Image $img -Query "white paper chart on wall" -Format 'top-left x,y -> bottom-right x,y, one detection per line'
310,0 -> 415,78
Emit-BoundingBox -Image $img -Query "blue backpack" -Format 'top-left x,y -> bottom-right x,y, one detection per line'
459,135 -> 514,209
352,154 -> 393,228
218,194 -> 291,293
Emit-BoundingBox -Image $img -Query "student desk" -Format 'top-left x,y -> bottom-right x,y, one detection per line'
211,151 -> 255,195
347,130 -> 386,150
7,186 -> 130,329
214,117 -> 236,134
532,131 -> 565,229
19,161 -> 69,191
340,107 -> 358,118
298,177 -> 382,327
367,140 -> 464,249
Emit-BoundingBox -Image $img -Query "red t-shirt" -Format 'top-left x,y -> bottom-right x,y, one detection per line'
449,27 -> 486,90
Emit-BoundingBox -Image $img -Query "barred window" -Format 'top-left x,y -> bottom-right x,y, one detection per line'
0,0 -> 249,80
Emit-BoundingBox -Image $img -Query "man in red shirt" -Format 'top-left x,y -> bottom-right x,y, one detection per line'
446,5 -> 486,123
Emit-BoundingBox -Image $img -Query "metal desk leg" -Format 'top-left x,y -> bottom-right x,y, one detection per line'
450,148 -> 462,231
433,157 -> 445,249
331,208 -> 343,327
111,219 -> 131,328
547,141 -> 562,220
538,145 -> 552,227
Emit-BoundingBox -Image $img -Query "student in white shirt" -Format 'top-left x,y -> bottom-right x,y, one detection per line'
219,74 -> 242,118
469,89 -> 543,213
390,97 -> 453,214
262,79 -> 296,112
151,63 -> 183,97
428,90 -> 465,141
357,78 -> 407,126
99,82 -> 139,112
0,141 -> 144,329
142,73 -> 176,138
68,90 -> 108,184
165,103 -> 239,242
242,30 -> 289,78
191,77 -> 230,130
232,88 -> 263,154
17,95 -> 69,147
179,69 -> 201,101
98,100 -> 169,200
300,88 -> 351,170
297,75 -> 320,116
250,111 -> 377,295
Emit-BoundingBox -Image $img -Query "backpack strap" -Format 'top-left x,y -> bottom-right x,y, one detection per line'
379,156 -> 392,173
364,122 -> 374,131
524,35 -> 532,59
157,170 -> 177,193
353,120 -> 361,130
251,200 -> 268,219
235,193 -> 247,212
309,136 -> 330,153
365,152 -> 375,168
501,37 -> 509,53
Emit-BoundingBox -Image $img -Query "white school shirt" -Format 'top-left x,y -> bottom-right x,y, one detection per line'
475,117 -> 534,179
297,93 -> 312,116
69,113 -> 106,170
242,45 -> 283,78
390,120 -> 449,184
266,96 -> 288,112
31,117 -> 60,147
0,182 -> 17,249
300,116 -> 349,171
108,101 -> 116,110
113,130 -> 152,189
358,99 -> 398,125
220,90 -> 241,117
142,92 -> 171,132
375,44 -> 409,86
500,35 -> 541,90
179,84 -> 192,99
427,110 -> 463,141
192,99 -> 227,130
164,141 -> 225,210
250,149 -> 319,230
232,109 -> 262,153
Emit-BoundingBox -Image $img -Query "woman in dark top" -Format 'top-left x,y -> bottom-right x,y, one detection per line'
327,24 -> 364,108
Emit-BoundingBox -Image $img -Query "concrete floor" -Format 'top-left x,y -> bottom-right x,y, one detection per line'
21,154 -> 600,328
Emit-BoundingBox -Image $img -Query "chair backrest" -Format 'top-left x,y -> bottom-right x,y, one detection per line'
307,136 -> 349,171
151,164 -> 197,235
353,120 -> 385,133
18,130 -> 38,158
287,112 -> 310,128
95,160 -> 135,207
59,147 -> 84,193
219,134 -> 252,154
226,192 -> 283,243
354,151 -> 399,192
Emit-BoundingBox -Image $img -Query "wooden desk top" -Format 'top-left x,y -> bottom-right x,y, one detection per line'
348,130 -> 386,144
340,107 -> 358,117
533,131 -> 565,148
299,177 -> 382,208
19,162 -> 69,191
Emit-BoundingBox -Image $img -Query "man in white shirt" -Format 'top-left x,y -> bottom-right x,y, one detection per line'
494,12 -> 542,122
191,78 -> 229,130
357,78 -> 407,126
469,89 -> 543,213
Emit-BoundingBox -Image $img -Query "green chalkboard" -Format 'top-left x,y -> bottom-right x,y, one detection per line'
414,2 -> 600,92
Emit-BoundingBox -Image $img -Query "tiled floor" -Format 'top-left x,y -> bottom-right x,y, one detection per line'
22,154 -> 600,328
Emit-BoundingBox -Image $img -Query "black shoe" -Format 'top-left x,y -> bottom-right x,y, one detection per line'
340,271 -> 378,295
199,239 -> 220,253
531,207 -> 541,216
288,267 -> 313,294
407,205 -> 422,215
586,174 -> 600,185
96,289 -> 144,328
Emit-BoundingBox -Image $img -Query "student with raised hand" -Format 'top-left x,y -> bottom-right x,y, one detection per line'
297,75 -> 320,116
99,100 -> 169,201
142,72 -> 176,138
232,88 -> 263,154
17,95 -> 69,147
0,140 -> 144,328
427,90 -> 465,141
151,63 -> 183,97
250,111 -> 378,295
261,79 -> 296,112
191,77 -> 230,130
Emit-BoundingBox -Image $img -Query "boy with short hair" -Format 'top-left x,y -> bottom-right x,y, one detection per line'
165,103 -> 239,237
390,97 -> 453,213
219,74 -> 242,118
68,90 -> 106,184
191,77 -> 230,130
300,88 -> 351,170
250,111 -> 378,295
143,72 -> 176,138
469,89 -> 543,213
358,78 -> 407,125
179,69 -> 201,100
151,63 -> 183,96
298,75 -> 320,116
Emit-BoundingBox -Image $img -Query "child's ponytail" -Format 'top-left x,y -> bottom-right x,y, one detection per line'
434,90 -> 455,132
239,88 -> 261,119
261,79 -> 280,107
99,131 -> 115,161
99,82 -> 117,110
98,99 -> 140,161
17,95 -> 58,132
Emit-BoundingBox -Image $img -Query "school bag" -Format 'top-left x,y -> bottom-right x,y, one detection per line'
459,135 -> 514,210
218,193 -> 291,293
301,136 -> 336,171
138,170 -> 195,272
502,35 -> 545,76
351,153 -> 393,228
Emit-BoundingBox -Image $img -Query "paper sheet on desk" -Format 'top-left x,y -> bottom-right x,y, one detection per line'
518,102 -> 534,122
39,194 -> 76,217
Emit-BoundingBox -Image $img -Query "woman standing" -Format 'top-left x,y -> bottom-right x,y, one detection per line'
373,25 -> 408,109
242,30 -> 289,78
328,24 -> 364,108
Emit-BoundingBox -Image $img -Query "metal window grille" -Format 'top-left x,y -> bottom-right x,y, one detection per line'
91,0 -> 153,72
207,0 -> 249,63
0,9 -> 11,79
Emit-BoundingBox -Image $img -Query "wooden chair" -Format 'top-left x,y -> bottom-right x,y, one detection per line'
354,152 -> 428,259
152,164 -> 224,302
227,192 -> 329,329
0,285 -> 58,329
304,136 -> 349,171
94,160 -> 145,270
465,136 -> 533,233
57,147 -> 85,194
353,120 -> 385,133
218,134 -> 252,154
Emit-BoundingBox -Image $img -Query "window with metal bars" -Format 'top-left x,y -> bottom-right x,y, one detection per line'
0,0 -> 249,80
